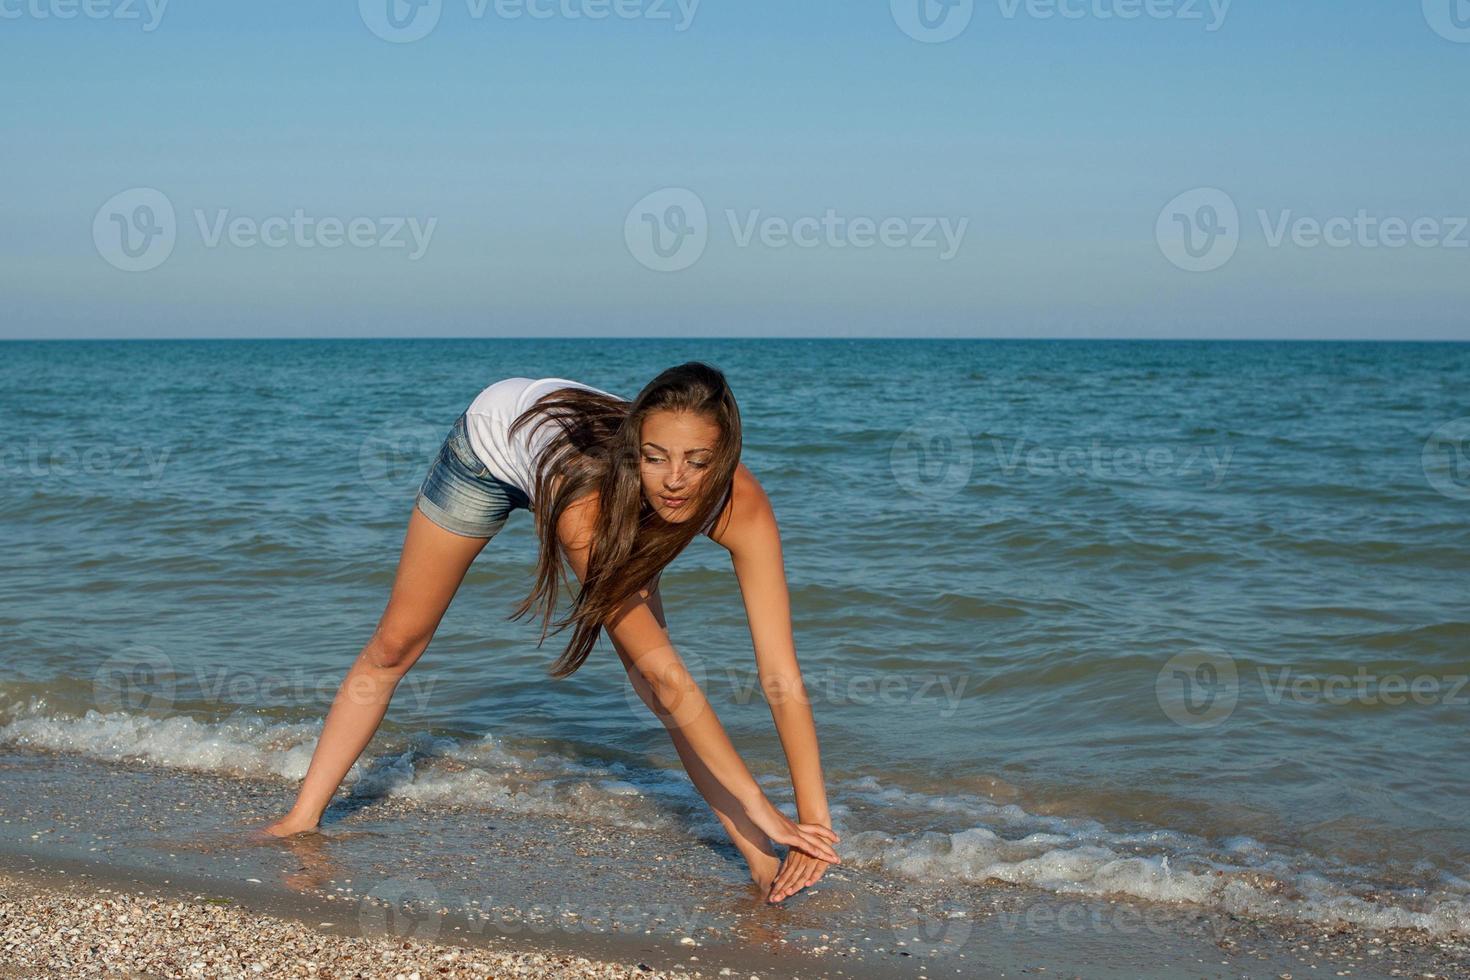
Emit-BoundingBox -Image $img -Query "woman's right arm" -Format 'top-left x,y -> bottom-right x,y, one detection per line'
555,496 -> 840,866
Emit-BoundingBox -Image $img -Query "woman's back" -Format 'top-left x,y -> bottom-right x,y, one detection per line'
463,377 -> 621,506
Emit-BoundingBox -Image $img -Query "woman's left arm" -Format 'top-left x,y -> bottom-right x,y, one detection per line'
725,469 -> 832,827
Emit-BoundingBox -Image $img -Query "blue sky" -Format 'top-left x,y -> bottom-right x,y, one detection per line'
2,0 -> 1466,339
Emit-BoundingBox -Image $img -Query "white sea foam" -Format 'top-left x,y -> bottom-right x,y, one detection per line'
838,825 -> 1470,937
0,697 -> 686,831
3,696 -> 1466,938
0,702 -> 323,780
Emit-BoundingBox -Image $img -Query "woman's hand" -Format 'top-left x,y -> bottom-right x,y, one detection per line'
747,797 -> 841,865
767,848 -> 833,903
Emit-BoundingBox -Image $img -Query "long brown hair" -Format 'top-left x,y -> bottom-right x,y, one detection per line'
506,362 -> 741,678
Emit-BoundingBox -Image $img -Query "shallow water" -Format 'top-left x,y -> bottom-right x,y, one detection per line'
1,338 -> 1467,937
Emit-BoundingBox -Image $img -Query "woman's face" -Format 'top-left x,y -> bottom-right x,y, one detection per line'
639,409 -> 721,522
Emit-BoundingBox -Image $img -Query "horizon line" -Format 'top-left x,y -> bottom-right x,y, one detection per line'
3,336 -> 1469,344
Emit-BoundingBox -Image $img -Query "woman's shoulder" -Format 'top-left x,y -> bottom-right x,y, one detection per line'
703,463 -> 769,546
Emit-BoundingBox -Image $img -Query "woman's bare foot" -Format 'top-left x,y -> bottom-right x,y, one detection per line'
251,813 -> 320,841
746,848 -> 782,899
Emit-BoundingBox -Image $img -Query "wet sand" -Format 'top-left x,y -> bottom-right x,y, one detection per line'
1,747 -> 1468,979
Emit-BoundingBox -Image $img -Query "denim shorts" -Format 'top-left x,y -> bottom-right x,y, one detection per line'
414,412 -> 531,538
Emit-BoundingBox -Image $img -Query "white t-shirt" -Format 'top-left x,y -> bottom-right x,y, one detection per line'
464,377 -> 620,506
462,376 -> 727,534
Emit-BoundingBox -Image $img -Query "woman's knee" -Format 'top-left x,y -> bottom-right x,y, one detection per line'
365,624 -> 431,672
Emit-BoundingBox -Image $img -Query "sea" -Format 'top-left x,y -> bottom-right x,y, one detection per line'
1,338 -> 1467,959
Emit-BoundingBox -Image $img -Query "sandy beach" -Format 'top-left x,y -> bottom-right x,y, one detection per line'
0,867 -> 703,980
4,844 -> 1470,980
2,745 -> 1469,980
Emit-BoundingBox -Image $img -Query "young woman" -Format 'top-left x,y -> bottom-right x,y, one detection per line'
259,362 -> 840,903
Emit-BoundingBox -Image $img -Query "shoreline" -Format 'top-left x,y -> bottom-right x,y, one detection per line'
0,747 -> 1467,979
4,846 -> 1468,980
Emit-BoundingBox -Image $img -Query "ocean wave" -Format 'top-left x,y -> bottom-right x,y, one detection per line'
2,697 -> 1467,939
834,778 -> 1470,939
0,697 -> 688,833
845,827 -> 1470,936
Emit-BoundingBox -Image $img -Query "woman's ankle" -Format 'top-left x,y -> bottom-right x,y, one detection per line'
746,848 -> 781,890
273,809 -> 321,833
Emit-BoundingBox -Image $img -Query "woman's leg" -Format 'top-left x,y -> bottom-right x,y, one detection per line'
263,507 -> 491,835
612,583 -> 782,892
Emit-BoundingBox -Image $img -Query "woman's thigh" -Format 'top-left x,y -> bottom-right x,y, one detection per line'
373,411 -> 528,665
373,507 -> 491,664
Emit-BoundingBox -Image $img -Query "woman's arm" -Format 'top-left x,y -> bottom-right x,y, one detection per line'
723,469 -> 832,826
555,492 -> 840,866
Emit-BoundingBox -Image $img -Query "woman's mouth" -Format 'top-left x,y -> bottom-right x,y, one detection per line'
660,495 -> 687,508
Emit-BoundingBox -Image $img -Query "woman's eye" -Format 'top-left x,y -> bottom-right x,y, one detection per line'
642,456 -> 707,468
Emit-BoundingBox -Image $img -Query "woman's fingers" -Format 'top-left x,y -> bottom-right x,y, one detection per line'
799,823 -> 840,843
772,869 -> 803,901
770,853 -> 810,902
768,855 -> 803,902
792,864 -> 826,899
791,830 -> 840,865
770,853 -> 830,902
793,834 -> 840,863
803,827 -> 841,861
